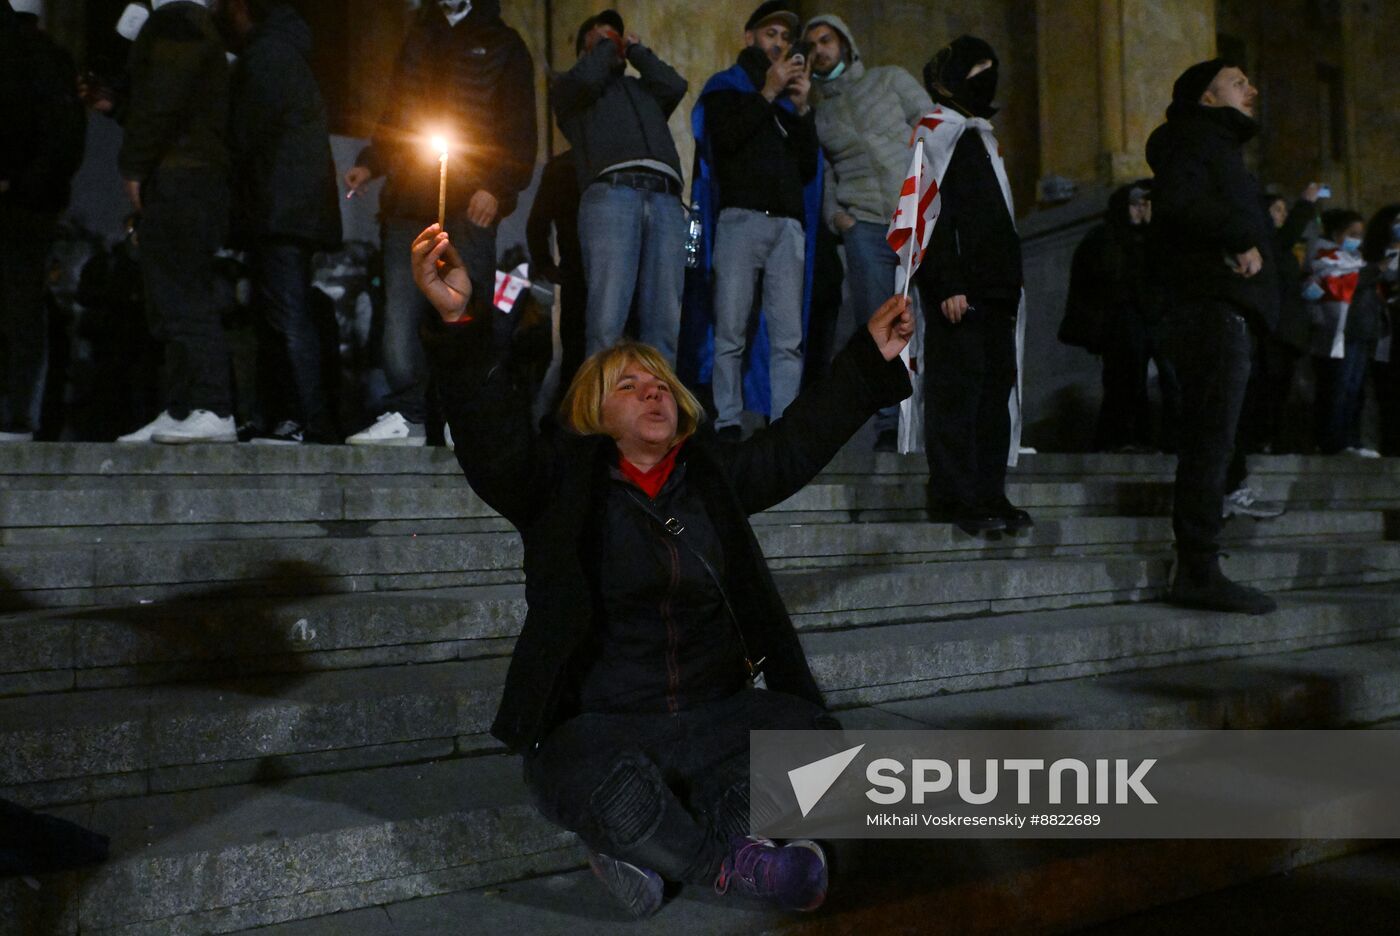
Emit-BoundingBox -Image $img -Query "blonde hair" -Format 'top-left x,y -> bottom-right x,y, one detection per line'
559,341 -> 705,443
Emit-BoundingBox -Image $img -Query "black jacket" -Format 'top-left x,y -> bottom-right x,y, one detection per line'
0,8 -> 85,214
1146,103 -> 1278,330
703,47 -> 819,221
1270,199 -> 1316,351
356,1 -> 536,221
228,5 -> 341,249
118,0 -> 229,181
525,148 -> 583,281
1060,185 -> 1160,354
426,305 -> 910,752
552,39 -> 687,188
917,129 -> 1022,305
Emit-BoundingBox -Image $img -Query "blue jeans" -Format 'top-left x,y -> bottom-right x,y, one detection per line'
252,241 -> 335,439
577,180 -> 686,363
712,208 -> 805,429
844,221 -> 901,433
380,216 -> 496,424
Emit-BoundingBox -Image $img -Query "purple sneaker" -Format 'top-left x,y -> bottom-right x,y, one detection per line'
713,835 -> 828,911
587,849 -> 666,919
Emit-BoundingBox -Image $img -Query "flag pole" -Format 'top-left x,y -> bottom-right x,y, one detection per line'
900,138 -> 924,300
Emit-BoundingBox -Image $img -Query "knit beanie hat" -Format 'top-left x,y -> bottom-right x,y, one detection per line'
1172,58 -> 1228,105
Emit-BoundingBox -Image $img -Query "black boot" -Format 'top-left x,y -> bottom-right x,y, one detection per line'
1168,555 -> 1277,615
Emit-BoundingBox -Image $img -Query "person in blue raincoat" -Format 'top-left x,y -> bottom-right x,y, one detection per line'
680,1 -> 823,435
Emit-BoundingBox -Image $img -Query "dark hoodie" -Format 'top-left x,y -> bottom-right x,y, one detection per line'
1145,102 -> 1278,330
228,3 -> 341,248
1061,183 -> 1159,353
0,1 -> 86,213
356,0 -> 536,221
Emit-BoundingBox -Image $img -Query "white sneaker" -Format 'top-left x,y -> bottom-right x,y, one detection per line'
117,411 -> 181,443
0,429 -> 34,442
1222,486 -> 1285,519
1345,446 -> 1382,459
345,412 -> 426,447
444,423 -> 455,451
152,410 -> 239,444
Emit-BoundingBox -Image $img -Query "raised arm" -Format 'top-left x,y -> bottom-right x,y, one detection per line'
712,297 -> 913,513
413,228 -> 556,528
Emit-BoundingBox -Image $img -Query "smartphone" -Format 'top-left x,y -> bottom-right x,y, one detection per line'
788,40 -> 813,65
1317,184 -> 1332,199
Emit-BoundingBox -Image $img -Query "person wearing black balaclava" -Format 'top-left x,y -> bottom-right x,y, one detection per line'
1146,58 -> 1279,615
914,35 -> 1030,537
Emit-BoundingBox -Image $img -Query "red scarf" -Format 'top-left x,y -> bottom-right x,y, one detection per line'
619,442 -> 684,498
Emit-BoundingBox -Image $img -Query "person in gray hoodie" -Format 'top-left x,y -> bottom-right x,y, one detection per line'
552,9 -> 689,364
803,13 -> 930,450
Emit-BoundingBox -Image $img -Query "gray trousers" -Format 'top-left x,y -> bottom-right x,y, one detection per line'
711,208 -> 805,429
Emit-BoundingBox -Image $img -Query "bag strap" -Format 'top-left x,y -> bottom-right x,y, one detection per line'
621,487 -> 765,681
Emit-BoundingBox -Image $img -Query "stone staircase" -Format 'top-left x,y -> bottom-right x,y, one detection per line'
3,444 -> 1400,935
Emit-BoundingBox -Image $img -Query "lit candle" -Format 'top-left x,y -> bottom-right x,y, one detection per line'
432,136 -> 449,230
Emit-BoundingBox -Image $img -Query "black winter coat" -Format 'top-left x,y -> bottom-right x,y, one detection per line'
0,9 -> 85,214
1269,199 -> 1316,352
918,129 -> 1023,305
1146,103 -> 1278,330
228,5 -> 342,250
118,0 -> 229,181
552,39 -> 688,188
425,307 -> 911,752
357,0 -> 536,221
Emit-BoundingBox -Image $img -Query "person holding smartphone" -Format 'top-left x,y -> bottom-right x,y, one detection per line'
696,1 -> 820,440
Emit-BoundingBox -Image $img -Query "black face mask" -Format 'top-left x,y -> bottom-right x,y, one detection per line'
961,65 -> 999,118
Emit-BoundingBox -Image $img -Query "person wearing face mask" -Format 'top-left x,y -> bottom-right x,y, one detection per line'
1361,204 -> 1400,454
913,36 -> 1030,537
342,0 -> 536,447
551,9 -> 688,365
689,1 -> 821,441
410,222 -> 913,919
1306,209 -> 1372,456
1062,181 -> 1178,454
1147,59 -> 1280,615
800,14 -> 931,451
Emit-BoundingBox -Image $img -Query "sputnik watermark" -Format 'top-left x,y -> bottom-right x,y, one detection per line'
752,730 -> 1400,839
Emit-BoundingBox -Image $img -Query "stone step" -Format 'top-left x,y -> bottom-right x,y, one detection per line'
7,474 -> 1400,539
2,442 -> 1398,482
7,545 -> 1400,697
7,585 -> 1400,806
6,638 -> 1398,936
2,513 -> 1394,610
230,840 -> 1369,936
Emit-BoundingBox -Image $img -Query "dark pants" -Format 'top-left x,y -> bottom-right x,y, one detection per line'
1240,335 -> 1300,454
524,689 -> 833,884
1374,359 -> 1400,456
922,297 -> 1018,510
0,202 -> 55,433
1095,314 -> 1180,452
139,169 -> 233,419
1166,299 -> 1255,564
252,240 -> 336,440
557,270 -> 588,396
1314,338 -> 1375,454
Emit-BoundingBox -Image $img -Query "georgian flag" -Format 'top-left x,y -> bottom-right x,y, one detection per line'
885,106 -> 1016,288
492,264 -> 530,313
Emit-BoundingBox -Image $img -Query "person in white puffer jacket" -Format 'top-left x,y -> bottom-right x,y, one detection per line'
803,13 -> 931,450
